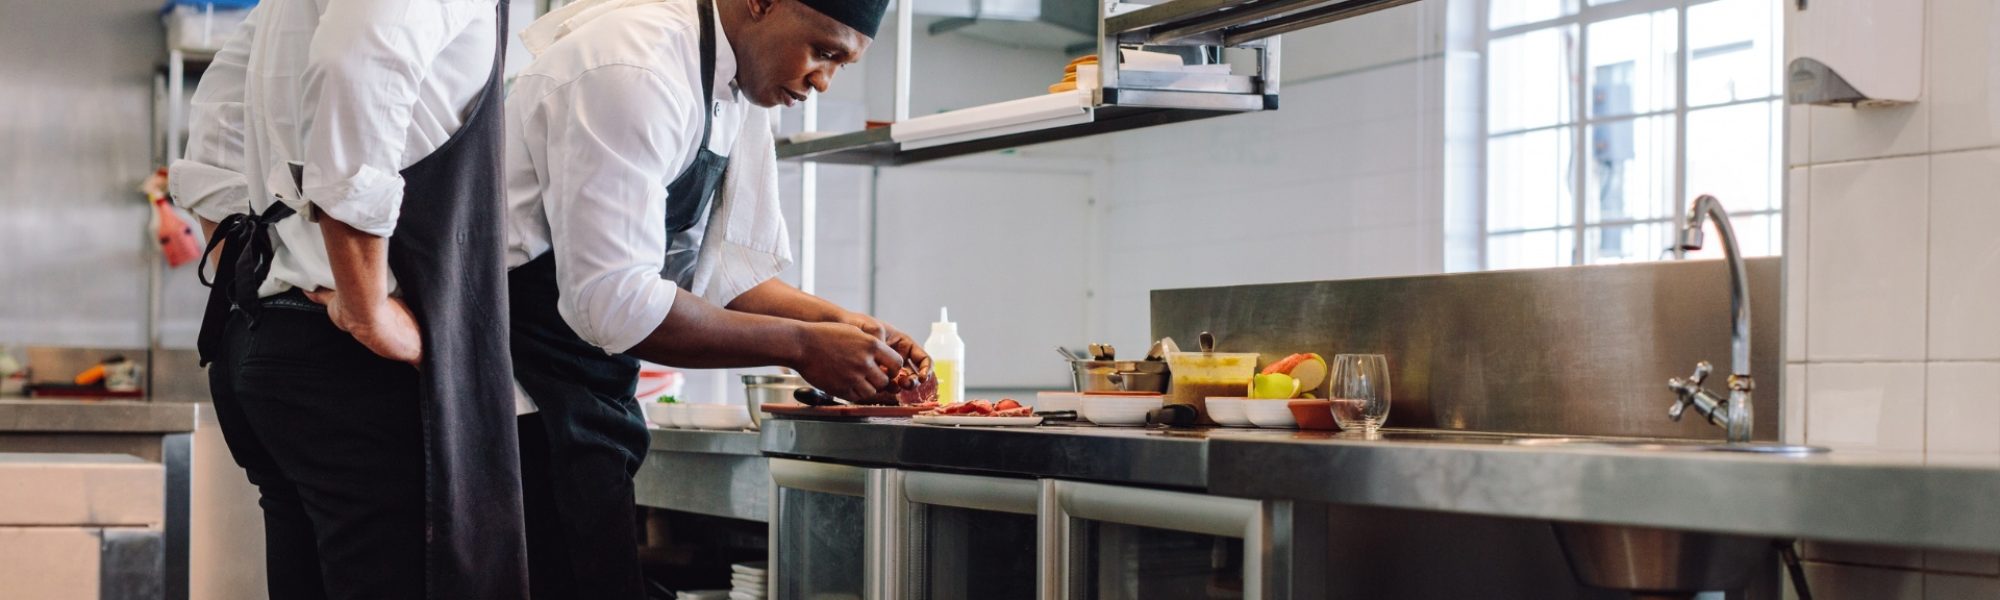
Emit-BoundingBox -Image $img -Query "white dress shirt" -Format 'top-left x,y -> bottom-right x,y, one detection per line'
169,0 -> 500,298
504,0 -> 794,413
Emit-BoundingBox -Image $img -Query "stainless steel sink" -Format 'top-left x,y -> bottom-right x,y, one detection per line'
1507,437 -> 1829,455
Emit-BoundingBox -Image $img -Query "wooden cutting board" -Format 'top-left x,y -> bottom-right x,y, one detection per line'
760,404 -> 924,419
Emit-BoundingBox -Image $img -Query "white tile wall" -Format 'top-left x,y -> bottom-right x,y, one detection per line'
1927,0 -> 2000,152
1804,362 -> 1927,453
1925,573 -> 2000,599
1804,156 -> 1929,362
1927,550 -> 2000,577
1787,0 -> 2000,585
1925,362 -> 2000,460
1927,149 -> 2000,360
1804,562 -> 1926,600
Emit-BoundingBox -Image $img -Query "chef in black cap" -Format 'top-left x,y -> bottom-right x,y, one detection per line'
501,0 -> 915,597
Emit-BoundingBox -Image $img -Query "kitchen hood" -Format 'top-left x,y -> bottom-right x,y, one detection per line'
917,0 -> 1097,51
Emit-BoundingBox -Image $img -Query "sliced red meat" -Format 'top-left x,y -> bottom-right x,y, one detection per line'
994,399 -> 1021,411
993,406 -> 1034,417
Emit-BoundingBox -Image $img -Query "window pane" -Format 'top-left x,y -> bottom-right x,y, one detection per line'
1686,212 -> 1781,260
1585,222 -> 1674,264
1490,0 -> 1577,30
1488,26 -> 1578,133
1587,115 -> 1675,224
1687,101 -> 1782,213
1587,9 -> 1678,118
1488,230 -> 1576,270
1688,0 -> 1780,106
1488,127 -> 1576,231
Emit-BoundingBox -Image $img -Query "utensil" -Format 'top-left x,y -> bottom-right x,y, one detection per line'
1144,339 -> 1169,362
1329,354 -> 1392,433
1069,360 -> 1170,393
1198,331 -> 1215,352
1145,404 -> 1199,428
1165,348 -> 1258,425
793,387 -> 844,407
743,374 -> 807,428
1100,343 -> 1117,360
1055,346 -> 1084,363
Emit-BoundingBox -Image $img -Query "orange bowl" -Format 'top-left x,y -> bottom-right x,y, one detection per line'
1287,400 -> 1338,430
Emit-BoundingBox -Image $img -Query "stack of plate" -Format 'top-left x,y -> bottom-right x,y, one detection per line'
729,561 -> 767,600
674,590 -> 727,600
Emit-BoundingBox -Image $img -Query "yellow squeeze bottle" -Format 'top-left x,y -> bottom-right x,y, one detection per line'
924,308 -> 965,405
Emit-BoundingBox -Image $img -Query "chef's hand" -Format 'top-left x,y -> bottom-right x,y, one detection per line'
794,322 -> 900,402
837,312 -> 932,383
306,289 -> 424,368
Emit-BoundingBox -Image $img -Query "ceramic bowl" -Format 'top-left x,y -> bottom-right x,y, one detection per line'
1243,399 -> 1299,428
1204,397 -> 1256,427
643,402 -> 676,428
1287,400 -> 1338,430
1035,391 -> 1083,413
687,404 -> 753,430
1080,393 -> 1163,426
666,403 -> 694,429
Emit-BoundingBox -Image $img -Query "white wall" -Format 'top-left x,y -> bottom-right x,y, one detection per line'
1088,2 -> 1455,351
1782,0 -> 2000,594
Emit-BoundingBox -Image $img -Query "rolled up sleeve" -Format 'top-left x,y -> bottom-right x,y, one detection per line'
168,5 -> 258,222
298,0 -> 486,236
528,66 -> 700,354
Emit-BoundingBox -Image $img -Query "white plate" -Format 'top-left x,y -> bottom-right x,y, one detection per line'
730,563 -> 767,576
912,415 -> 1043,427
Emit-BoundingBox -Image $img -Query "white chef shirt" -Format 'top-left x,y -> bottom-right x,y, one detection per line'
169,0 -> 500,298
504,0 -> 793,414
504,0 -> 756,353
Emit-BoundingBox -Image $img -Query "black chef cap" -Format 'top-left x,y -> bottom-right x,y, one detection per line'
794,0 -> 891,39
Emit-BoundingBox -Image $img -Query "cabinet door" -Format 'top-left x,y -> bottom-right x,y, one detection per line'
770,460 -> 871,600
897,471 -> 1044,599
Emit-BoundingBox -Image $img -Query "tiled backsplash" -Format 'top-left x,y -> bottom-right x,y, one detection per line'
1785,0 -> 2000,596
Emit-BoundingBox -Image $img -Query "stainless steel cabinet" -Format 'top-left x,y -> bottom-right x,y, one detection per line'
768,462 -> 1322,600
769,459 -> 873,600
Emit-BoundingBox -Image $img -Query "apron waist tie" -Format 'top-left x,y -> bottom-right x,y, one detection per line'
195,202 -> 298,365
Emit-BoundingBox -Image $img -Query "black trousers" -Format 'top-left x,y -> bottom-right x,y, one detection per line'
208,304 -> 427,600
517,412 -> 647,600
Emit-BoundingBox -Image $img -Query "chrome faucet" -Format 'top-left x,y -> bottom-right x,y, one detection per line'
1666,194 -> 1755,443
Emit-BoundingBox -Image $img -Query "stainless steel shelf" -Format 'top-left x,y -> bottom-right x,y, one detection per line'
1107,0 -> 1422,46
775,94 -> 1271,166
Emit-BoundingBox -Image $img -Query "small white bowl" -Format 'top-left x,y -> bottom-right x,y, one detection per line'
688,404 -> 753,430
1081,393 -> 1163,426
666,403 -> 693,429
1204,397 -> 1255,427
643,403 -> 676,428
1243,399 -> 1298,429
1036,391 -> 1083,413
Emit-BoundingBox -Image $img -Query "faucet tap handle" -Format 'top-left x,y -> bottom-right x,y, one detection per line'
1687,361 -> 1712,386
1667,361 -> 1716,422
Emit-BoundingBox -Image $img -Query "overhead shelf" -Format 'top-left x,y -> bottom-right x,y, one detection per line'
1107,0 -> 1422,46
778,72 -> 1274,166
779,0 -> 1420,166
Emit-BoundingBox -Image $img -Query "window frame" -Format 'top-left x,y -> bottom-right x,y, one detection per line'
1477,0 -> 1784,268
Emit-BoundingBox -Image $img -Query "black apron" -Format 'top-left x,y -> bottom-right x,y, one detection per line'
196,3 -> 528,599
509,0 -> 730,597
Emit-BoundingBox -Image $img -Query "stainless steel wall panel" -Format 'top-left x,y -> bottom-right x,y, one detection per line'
1152,259 -> 1782,441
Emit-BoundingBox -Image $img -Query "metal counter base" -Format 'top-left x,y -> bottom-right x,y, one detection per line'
635,428 -> 769,523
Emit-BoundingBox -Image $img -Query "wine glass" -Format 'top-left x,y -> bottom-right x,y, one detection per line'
1330,354 -> 1391,434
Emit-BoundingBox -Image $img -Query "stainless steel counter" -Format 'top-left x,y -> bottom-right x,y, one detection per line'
0,399 -> 198,433
1206,430 -> 2000,554
759,418 -> 1212,489
751,419 -> 2000,554
635,427 -> 770,522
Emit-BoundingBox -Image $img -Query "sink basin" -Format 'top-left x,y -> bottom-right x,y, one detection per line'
1509,437 -> 1828,455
